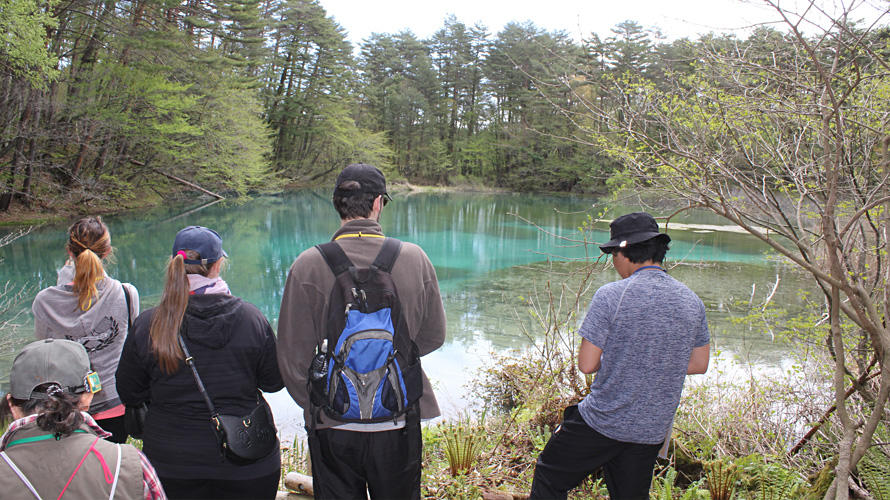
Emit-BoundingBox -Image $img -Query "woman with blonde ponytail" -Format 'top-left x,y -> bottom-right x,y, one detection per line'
116,226 -> 283,500
32,216 -> 139,444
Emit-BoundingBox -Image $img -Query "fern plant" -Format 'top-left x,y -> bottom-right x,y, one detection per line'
859,425 -> 890,500
859,443 -> 890,500
442,422 -> 486,476
754,469 -> 798,500
652,466 -> 705,500
705,459 -> 738,500
859,462 -> 890,500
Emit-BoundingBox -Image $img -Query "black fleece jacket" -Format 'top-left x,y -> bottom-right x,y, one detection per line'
116,293 -> 284,480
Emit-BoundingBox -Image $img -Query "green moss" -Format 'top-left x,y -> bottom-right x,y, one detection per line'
806,458 -> 836,499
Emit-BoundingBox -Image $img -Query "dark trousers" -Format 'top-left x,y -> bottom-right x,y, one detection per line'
529,405 -> 662,500
159,470 -> 280,500
308,418 -> 422,500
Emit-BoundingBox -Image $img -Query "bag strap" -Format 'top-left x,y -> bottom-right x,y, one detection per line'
316,241 -> 353,277
121,285 -> 132,330
107,444 -> 122,500
1,451 -> 43,499
177,336 -> 220,427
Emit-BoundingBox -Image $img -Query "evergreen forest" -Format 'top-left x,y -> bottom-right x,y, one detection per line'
6,0 -> 875,212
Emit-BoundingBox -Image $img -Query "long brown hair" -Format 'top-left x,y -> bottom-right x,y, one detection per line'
67,217 -> 112,311
149,249 -> 214,374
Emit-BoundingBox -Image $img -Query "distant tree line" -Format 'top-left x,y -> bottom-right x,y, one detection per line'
0,0 -> 883,212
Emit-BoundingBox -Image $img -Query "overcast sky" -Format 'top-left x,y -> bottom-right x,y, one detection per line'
319,0 -> 888,45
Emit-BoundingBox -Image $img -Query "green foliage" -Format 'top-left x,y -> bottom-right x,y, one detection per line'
439,474 -> 481,500
442,420 -> 487,476
859,425 -> 890,500
705,459 -> 738,500
652,466 -> 707,500
734,457 -> 804,499
188,80 -> 275,193
0,0 -> 58,86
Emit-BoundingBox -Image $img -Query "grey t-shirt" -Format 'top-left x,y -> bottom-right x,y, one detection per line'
577,268 -> 709,444
32,264 -> 139,414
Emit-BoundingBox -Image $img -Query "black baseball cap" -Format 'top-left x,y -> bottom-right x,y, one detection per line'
333,163 -> 392,201
599,212 -> 671,252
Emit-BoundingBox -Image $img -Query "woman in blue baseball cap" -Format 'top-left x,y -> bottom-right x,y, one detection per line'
116,226 -> 284,500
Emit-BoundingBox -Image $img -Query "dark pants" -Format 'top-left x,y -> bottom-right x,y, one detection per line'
308,418 -> 422,500
159,470 -> 280,500
529,405 -> 662,500
95,415 -> 128,444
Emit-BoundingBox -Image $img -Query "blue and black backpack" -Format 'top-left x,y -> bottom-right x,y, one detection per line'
308,238 -> 423,423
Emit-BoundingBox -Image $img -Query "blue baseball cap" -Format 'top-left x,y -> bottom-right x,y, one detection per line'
172,226 -> 228,265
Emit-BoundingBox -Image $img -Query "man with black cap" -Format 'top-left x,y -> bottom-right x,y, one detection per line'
529,212 -> 711,500
277,163 -> 446,500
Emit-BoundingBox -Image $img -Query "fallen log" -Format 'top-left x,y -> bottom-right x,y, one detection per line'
154,169 -> 225,200
284,472 -> 314,497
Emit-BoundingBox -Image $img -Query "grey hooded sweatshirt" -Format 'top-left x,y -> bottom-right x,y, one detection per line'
32,264 -> 139,414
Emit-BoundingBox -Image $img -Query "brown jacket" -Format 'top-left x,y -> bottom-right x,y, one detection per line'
277,218 -> 447,429
0,420 -> 143,500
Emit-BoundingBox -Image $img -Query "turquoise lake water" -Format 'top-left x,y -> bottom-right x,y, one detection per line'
0,190 -> 815,437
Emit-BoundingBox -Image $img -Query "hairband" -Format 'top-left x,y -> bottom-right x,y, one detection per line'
45,385 -> 64,398
177,250 -> 188,260
70,233 -> 108,252
70,235 -> 88,250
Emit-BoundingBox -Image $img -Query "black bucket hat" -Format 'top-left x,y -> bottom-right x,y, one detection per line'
599,212 -> 671,252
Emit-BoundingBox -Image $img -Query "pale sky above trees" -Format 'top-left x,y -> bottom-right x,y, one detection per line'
320,0 -> 886,44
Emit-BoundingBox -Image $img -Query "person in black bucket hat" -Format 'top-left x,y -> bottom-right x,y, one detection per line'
599,212 -> 671,251
529,211 -> 711,500
0,339 -> 166,499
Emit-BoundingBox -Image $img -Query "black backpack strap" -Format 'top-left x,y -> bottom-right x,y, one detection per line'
316,241 -> 353,277
372,238 -> 402,272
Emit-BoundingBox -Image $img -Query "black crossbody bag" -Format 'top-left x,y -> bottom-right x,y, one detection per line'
178,335 -> 279,464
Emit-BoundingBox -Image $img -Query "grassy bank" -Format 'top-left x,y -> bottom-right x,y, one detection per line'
279,347 -> 890,499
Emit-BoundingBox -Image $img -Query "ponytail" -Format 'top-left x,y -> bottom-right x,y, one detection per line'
150,249 -> 217,374
67,217 -> 112,311
150,253 -> 190,374
72,248 -> 104,311
36,385 -> 85,436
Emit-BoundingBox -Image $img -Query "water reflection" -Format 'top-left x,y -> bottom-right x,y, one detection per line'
0,190 -> 818,436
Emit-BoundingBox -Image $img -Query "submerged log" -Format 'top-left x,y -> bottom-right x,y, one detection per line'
284,472 -> 314,497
